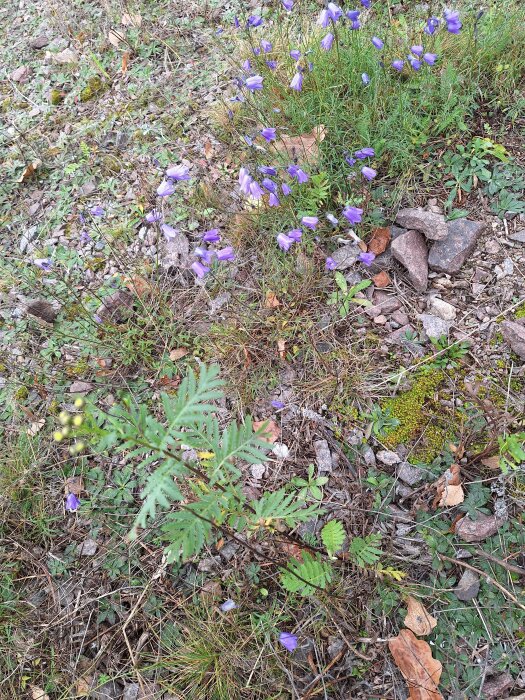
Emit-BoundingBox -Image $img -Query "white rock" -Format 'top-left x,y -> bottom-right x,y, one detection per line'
420,313 -> 451,339
250,463 -> 266,480
376,450 -> 401,466
272,443 -> 289,460
428,297 -> 456,320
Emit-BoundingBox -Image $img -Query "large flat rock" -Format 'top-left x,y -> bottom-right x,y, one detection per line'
428,218 -> 485,274
391,229 -> 428,291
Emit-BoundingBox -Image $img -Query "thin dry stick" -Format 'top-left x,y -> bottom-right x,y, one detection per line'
473,547 -> 525,576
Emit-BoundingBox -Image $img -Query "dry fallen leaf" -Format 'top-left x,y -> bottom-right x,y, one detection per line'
204,139 -> 214,160
433,463 -> 464,508
439,483 -> 464,507
66,475 -> 84,496
17,159 -> 42,183
368,226 -> 391,255
404,596 -> 438,636
169,348 -> 189,361
481,455 -> 500,470
265,291 -> 280,308
121,12 -> 142,26
273,125 -> 326,160
27,419 -> 45,437
389,629 -> 443,700
121,51 -> 130,73
108,28 -> 125,47
253,419 -> 280,444
29,687 -> 50,700
372,270 -> 391,288
75,677 -> 91,697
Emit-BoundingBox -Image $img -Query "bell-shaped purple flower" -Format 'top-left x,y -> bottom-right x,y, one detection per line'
326,213 -> 339,226
66,493 -> 81,512
350,20 -> 361,30
345,154 -> 357,166
287,165 -> 309,183
90,205 -> 105,217
157,180 -> 175,197
317,9 -> 330,27
424,16 -> 440,35
282,0 -> 294,10
279,632 -> 298,652
249,180 -> 264,199
355,147 -> 375,159
146,209 -> 162,223
290,72 -> 303,91
220,599 -> 237,612
194,247 -> 214,264
371,36 -> 384,50
253,47 -> 261,56
268,193 -> 280,207
259,165 -> 277,176
281,182 -> 292,196
360,0 -> 371,7
392,59 -> 404,71
361,72 -> 370,85
327,3 -> 343,21
161,224 -> 180,240
287,228 -> 302,242
242,59 -> 252,72
202,228 -> 221,243
343,206 -> 363,224
247,14 -> 263,27
262,178 -> 277,194
409,57 -> 422,71
423,52 -> 437,65
346,10 -> 360,20
358,251 -> 376,266
361,166 -> 377,181
277,233 -> 294,251
321,33 -> 334,51
261,127 -> 277,142
191,261 -> 210,278
411,45 -> 424,57
290,49 -> 301,60
325,256 -> 337,270
216,246 -> 235,261
301,216 -> 318,230
166,164 -> 190,180
266,60 -> 277,70
271,400 -> 285,409
34,258 -> 53,271
261,39 -> 272,53
240,172 -> 253,195
246,75 -> 264,91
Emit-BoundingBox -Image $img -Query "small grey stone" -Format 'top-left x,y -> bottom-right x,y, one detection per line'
362,445 -> 376,467
76,538 -> 98,556
30,35 -> 50,49
250,463 -> 266,480
397,462 -> 424,485
69,381 -> 93,394
509,229 -> 525,243
219,539 -> 240,562
344,270 -> 363,286
376,450 -> 401,466
122,684 -> 139,700
11,65 -> 32,82
456,513 -> 505,542
420,313 -> 451,339
330,244 -> 360,269
395,207 -> 448,241
391,230 -> 428,291
314,440 -> 333,472
454,569 -> 480,601
197,556 -> 221,573
385,324 -> 415,345
366,291 -> 401,318
89,680 -> 122,699
26,299 -> 60,323
209,292 -> 231,315
428,219 -> 485,274
160,233 -> 190,268
481,672 -> 514,700
427,297 -> 456,320
53,47 -> 79,64
391,310 -> 409,326
501,321 -> 525,360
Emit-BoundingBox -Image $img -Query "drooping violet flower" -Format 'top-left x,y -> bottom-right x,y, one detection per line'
161,224 -> 180,240
279,632 -> 298,652
358,251 -> 376,266
287,165 -> 308,183
216,247 -> 235,261
202,228 -> 221,243
423,53 -> 437,65
392,59 -> 404,71
327,3 -> 343,21
321,33 -> 334,51
281,182 -> 292,196
266,60 -> 277,70
343,206 -> 363,224
191,261 -> 210,278
240,172 -> 253,195
146,209 -> 162,223
268,193 -> 280,207
361,166 -> 377,181
166,164 -> 190,180
290,49 -> 301,60
326,213 -> 339,226
411,45 -> 424,57
244,135 -> 254,147
271,400 -> 285,409
345,154 -> 357,166
277,233 -> 294,251
261,127 -> 277,142
424,16 -> 440,35
287,228 -> 302,242
249,180 -> 264,199
282,0 -> 294,11
261,39 -> 272,53
371,36 -> 384,50
355,147 -> 375,159
80,230 -> 91,244
34,258 -> 53,271
360,0 -> 371,7
262,178 -> 277,194
233,16 -> 240,28
346,9 -> 360,20
246,75 -> 264,91
65,493 -> 81,512
194,247 -> 214,264
242,59 -> 252,72
409,57 -> 422,71
259,165 -> 277,176
444,9 -> 462,34
350,20 -> 361,30
247,14 -> 263,27
317,9 -> 330,27
157,180 -> 175,197
301,216 -> 318,230
325,256 -> 337,270
361,72 -> 370,85
93,313 -> 103,324
90,205 -> 105,217
220,599 -> 237,612
290,72 -> 303,91
253,47 -> 261,56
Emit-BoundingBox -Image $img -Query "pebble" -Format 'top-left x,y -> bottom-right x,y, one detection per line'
395,207 -> 448,241
376,449 -> 401,466
427,296 -> 456,320
397,462 -> 424,485
314,439 -> 333,473
420,313 -> 451,339
374,314 -> 387,325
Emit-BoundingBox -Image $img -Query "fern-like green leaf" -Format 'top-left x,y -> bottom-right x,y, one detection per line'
321,519 -> 345,556
280,553 -> 333,596
251,489 -> 324,529
133,458 -> 184,531
349,533 -> 383,568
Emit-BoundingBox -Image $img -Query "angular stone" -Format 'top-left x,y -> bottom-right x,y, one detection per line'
501,320 -> 525,359
385,324 -> 415,345
427,297 -> 456,320
482,673 -> 513,700
69,381 -> 93,394
53,48 -> 79,64
90,680 -> 122,699
11,65 -> 32,82
428,219 -> 485,274
397,462 -> 424,485
314,439 -> 333,473
456,513 -> 505,542
160,233 -> 190,269
391,230 -> 428,291
30,35 -> 50,49
395,207 -> 448,241
509,229 -> 525,243
366,291 -> 401,318
454,569 -> 480,601
330,244 -> 360,270
26,299 -> 60,323
97,290 -> 134,323
77,538 -> 98,556
376,449 -> 401,466
391,310 -> 409,326
420,313 -> 451,339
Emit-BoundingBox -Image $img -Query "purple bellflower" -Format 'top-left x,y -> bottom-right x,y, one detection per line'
290,49 -> 301,60
346,10 -> 360,20
247,15 -> 263,27
290,72 -> 303,91
161,224 -> 180,240
146,209 -> 162,223
301,216 -> 318,230
216,247 -> 235,261
261,39 -> 272,53
325,256 -> 337,270
66,493 -> 81,512
317,9 -> 330,27
261,127 -> 277,142
191,261 -> 210,278
355,147 -> 375,159
277,233 -> 294,251
157,180 -> 175,197
242,59 -> 251,72
411,45 -> 424,57
266,60 -> 277,70
423,52 -> 437,65
350,20 -> 361,29
287,164 -> 309,183
358,251 -> 376,266
327,3 -> 343,21
392,59 -> 404,71
166,164 -> 190,180
371,36 -> 384,49
279,632 -> 298,652
262,178 -> 277,194
246,75 -> 264,91
326,213 -> 339,225
259,165 -> 277,176
343,206 -> 363,224
202,228 -> 221,243
287,228 -> 302,242
444,9 -> 462,33
282,0 -> 294,10
194,247 -> 214,265
361,72 -> 370,85
220,599 -> 237,612
271,400 -> 285,409
249,180 -> 264,199
90,205 -> 105,217
409,57 -> 422,71
281,182 -> 292,196
34,258 -> 53,271
425,16 -> 440,35
321,33 -> 334,51
360,0 -> 371,7
361,166 -> 377,180
268,193 -> 280,207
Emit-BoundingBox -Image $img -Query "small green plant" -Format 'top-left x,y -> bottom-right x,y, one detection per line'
321,519 -> 346,557
498,432 -> 525,472
363,404 -> 400,437
290,463 -> 328,500
349,533 -> 383,569
280,552 -> 333,596
328,273 -> 371,318
429,337 -> 470,368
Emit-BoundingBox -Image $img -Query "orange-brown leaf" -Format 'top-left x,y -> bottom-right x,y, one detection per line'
368,227 -> 391,255
253,419 -> 280,444
121,51 -> 130,73
265,291 -> 280,308
404,596 -> 437,636
389,629 -> 443,700
272,125 -> 326,161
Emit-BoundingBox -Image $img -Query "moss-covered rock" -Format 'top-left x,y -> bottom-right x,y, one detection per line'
50,89 -> 64,105
80,76 -> 105,102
